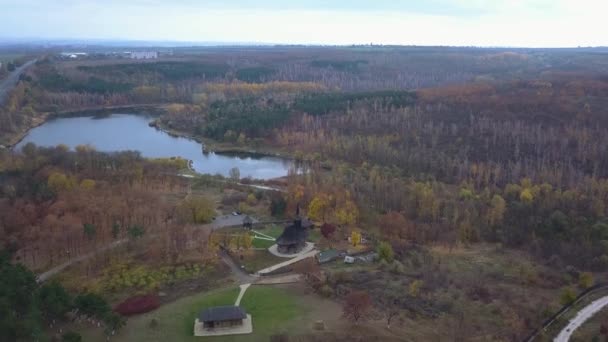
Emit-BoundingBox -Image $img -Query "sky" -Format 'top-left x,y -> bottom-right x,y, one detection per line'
0,0 -> 606,47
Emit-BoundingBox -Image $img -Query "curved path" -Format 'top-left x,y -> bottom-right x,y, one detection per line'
0,59 -> 36,105
554,295 -> 608,341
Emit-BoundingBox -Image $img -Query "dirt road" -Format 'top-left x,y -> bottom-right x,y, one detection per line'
36,239 -> 127,282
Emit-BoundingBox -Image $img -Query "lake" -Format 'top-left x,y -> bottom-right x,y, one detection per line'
14,114 -> 293,179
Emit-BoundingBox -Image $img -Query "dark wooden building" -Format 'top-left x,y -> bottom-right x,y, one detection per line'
199,306 -> 247,329
276,206 -> 313,254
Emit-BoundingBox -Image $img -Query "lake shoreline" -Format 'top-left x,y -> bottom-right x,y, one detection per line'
6,105 -> 293,163
4,105 -> 166,149
13,112 -> 295,179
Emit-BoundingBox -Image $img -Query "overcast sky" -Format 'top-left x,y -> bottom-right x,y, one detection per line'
0,0 -> 606,47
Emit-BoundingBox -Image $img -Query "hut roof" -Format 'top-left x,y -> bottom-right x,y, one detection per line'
199,306 -> 247,322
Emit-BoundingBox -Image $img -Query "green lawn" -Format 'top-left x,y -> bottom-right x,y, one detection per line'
252,237 -> 275,249
238,250 -> 285,273
74,286 -> 306,341
252,224 -> 322,246
251,224 -> 281,249
254,224 -> 283,238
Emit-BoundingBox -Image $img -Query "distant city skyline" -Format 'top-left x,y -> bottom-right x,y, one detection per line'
0,0 -> 606,47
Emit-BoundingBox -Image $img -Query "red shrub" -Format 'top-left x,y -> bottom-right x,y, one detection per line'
320,223 -> 336,239
114,294 -> 160,316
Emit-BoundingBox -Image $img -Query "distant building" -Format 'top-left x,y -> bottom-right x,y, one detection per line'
130,51 -> 158,59
317,249 -> 341,264
59,52 -> 88,59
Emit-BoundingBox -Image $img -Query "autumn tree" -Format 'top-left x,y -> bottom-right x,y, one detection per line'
377,242 -> 394,263
379,211 -> 409,240
336,199 -> 358,226
48,172 -> 75,193
177,196 -> 215,224
308,193 -> 331,221
488,194 -> 506,226
351,231 -> 362,247
320,223 -> 336,239
343,290 -> 372,323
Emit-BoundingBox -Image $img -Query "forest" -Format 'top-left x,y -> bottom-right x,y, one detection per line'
2,46 -> 608,341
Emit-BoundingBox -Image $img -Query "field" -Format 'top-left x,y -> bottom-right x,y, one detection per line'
69,285 -> 319,341
3,45 -> 608,341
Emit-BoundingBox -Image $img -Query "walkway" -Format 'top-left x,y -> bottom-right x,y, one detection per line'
255,274 -> 301,285
235,283 -> 251,306
218,249 -> 257,284
554,296 -> 608,342
256,249 -> 319,275
267,242 -> 315,258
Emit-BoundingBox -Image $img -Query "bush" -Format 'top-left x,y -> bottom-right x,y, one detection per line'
319,284 -> 334,298
579,272 -> 594,289
389,260 -> 405,274
560,287 -> 577,306
114,294 -> 160,316
377,241 -> 395,263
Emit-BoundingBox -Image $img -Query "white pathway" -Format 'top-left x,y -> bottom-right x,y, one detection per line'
256,249 -> 318,275
267,242 -> 315,258
235,283 -> 251,306
554,296 -> 608,342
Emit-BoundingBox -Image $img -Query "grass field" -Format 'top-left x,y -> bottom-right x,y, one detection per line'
72,285 -> 307,341
238,250 -> 285,273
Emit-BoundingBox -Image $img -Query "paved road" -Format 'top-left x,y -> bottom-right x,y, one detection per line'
218,249 -> 257,284
210,214 -> 259,230
256,249 -> 319,275
0,59 -> 36,105
36,239 -> 127,282
554,296 -> 608,342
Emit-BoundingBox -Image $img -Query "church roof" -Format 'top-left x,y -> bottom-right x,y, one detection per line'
277,220 -> 308,245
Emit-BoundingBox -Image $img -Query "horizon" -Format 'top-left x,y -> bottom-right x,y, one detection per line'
1,0 -> 606,48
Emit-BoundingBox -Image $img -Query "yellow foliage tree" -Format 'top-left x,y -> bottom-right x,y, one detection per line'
351,231 -> 362,247
246,193 -> 257,206
520,188 -> 534,203
489,194 -> 506,226
80,179 -> 96,191
177,196 -> 215,224
336,200 -> 359,226
408,280 -> 423,297
240,233 -> 253,250
47,172 -> 75,193
308,194 -> 330,222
